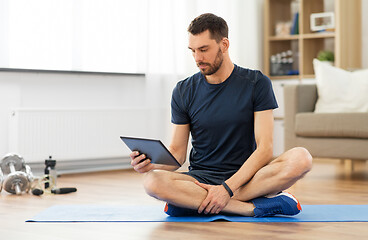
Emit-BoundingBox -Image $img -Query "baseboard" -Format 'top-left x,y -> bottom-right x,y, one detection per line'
27,157 -> 132,176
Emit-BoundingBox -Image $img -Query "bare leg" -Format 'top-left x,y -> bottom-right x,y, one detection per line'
143,147 -> 312,216
234,147 -> 313,202
143,170 -> 255,216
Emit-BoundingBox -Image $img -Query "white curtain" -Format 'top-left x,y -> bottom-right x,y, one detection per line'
145,0 -> 263,76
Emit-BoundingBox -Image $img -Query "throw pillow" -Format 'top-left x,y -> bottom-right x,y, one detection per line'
313,59 -> 368,113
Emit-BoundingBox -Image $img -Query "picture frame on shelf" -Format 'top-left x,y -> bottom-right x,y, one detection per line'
275,21 -> 292,36
310,12 -> 335,32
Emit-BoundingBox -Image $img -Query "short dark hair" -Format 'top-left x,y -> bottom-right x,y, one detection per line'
188,13 -> 228,42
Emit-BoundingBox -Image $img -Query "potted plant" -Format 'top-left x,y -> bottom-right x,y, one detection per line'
317,50 -> 335,65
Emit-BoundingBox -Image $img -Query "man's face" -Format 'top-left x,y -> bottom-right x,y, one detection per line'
188,30 -> 224,76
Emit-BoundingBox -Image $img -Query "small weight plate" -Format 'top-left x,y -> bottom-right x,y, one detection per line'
3,172 -> 29,194
0,153 -> 25,175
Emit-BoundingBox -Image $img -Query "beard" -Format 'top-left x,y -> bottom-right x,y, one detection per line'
197,48 -> 224,76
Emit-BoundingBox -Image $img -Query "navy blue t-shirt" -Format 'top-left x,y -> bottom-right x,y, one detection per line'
171,64 -> 278,175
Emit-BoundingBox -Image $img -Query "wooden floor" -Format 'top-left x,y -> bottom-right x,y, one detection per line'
1,158 -> 368,240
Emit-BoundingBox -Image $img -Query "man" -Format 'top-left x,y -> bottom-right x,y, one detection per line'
130,13 -> 312,217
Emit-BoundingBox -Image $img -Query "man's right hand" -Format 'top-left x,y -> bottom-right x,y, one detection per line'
130,151 -> 155,173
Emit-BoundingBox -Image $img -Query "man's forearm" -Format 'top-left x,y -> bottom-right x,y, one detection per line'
168,146 -> 187,166
152,164 -> 180,172
149,146 -> 186,172
225,147 -> 273,193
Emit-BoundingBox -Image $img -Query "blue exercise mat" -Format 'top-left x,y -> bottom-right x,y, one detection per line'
26,204 -> 368,222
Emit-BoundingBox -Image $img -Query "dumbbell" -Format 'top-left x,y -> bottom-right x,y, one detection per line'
0,153 -> 31,195
0,167 -> 3,193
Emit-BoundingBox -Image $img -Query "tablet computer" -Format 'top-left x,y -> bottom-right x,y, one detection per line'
120,136 -> 181,167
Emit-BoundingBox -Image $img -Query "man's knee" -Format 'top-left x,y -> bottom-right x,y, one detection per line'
294,147 -> 313,172
283,147 -> 313,178
143,170 -> 169,199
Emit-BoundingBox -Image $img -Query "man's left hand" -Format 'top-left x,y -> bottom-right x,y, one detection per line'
195,181 -> 231,214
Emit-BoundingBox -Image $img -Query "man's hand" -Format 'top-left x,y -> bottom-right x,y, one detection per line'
130,151 -> 155,173
195,181 -> 231,214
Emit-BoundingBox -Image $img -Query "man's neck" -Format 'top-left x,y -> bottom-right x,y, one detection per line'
205,59 -> 234,84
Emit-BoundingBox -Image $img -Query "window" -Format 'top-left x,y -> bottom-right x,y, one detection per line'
2,0 -> 147,73
0,0 -> 261,75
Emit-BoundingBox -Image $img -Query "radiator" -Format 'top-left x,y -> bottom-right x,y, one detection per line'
8,108 -> 161,167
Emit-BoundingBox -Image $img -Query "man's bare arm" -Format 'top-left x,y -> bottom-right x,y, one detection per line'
130,123 -> 190,173
224,109 -> 274,192
167,123 -> 190,165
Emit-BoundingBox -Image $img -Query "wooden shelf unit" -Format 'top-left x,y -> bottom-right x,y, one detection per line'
264,0 -> 362,80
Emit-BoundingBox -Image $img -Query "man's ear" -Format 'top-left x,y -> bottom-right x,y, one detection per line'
221,38 -> 230,53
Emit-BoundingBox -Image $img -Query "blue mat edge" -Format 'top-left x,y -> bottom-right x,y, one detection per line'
26,204 -> 368,223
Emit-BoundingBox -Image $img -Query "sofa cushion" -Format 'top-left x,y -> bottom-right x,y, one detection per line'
295,112 -> 368,138
313,59 -> 368,113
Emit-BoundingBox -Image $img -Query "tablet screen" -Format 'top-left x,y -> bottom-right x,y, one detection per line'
120,136 -> 181,167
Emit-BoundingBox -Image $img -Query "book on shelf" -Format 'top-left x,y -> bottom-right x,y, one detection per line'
291,12 -> 299,35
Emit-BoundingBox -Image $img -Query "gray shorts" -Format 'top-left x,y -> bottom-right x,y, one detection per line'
182,169 -> 237,185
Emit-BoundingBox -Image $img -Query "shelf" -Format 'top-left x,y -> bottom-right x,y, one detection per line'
269,74 -> 315,80
269,75 -> 299,80
269,35 -> 299,41
269,32 -> 335,41
302,32 -> 335,39
300,74 -> 315,79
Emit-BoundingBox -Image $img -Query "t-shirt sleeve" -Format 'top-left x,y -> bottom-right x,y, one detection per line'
253,71 -> 278,112
171,84 -> 190,124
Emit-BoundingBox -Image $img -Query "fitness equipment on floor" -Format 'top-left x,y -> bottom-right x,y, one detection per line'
0,153 -> 33,195
0,167 -> 3,193
1,153 -> 77,196
31,157 -> 77,195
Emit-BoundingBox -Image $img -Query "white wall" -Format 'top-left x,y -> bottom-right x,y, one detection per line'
0,72 -> 144,157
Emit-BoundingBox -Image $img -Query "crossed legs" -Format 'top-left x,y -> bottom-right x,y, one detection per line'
143,147 -> 313,216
